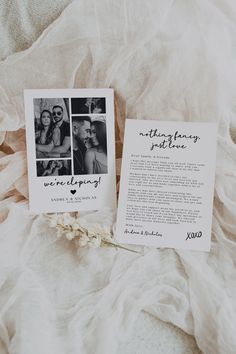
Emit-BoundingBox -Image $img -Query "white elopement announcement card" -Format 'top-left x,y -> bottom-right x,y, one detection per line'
116,119 -> 217,251
24,89 -> 116,214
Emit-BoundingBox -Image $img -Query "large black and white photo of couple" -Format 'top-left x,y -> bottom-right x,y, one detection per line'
34,98 -> 71,159
72,116 -> 108,175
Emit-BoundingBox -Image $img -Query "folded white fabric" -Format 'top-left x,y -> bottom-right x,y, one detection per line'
0,0 -> 71,60
0,1 -> 236,354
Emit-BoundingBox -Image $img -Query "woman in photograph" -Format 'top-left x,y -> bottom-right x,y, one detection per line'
84,120 -> 108,174
42,160 -> 59,176
35,110 -> 60,158
84,98 -> 105,114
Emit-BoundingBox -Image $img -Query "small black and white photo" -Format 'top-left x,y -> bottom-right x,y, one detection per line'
36,159 -> 72,177
72,115 -> 108,175
71,97 -> 106,114
34,98 -> 71,159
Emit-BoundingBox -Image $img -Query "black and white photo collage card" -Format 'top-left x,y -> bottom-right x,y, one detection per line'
24,89 -> 116,214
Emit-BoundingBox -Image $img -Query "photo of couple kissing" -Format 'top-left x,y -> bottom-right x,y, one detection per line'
72,116 -> 107,175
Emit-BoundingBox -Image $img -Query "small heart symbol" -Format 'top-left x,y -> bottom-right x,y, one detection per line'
70,190 -> 76,195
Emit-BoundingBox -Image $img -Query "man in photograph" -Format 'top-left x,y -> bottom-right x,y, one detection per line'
72,116 -> 91,174
36,105 -> 71,157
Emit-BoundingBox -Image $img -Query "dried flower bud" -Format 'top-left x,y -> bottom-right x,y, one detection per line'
88,236 -> 101,248
77,235 -> 89,247
65,231 -> 76,240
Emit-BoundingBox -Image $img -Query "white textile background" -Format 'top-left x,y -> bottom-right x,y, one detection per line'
0,1 -> 236,354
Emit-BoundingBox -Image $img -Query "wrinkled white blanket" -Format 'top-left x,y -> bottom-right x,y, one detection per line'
0,1 -> 236,354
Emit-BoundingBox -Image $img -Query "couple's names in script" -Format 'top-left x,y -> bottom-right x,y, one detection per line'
124,228 -> 163,237
139,129 -> 200,151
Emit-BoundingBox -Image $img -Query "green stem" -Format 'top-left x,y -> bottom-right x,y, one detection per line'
102,240 -> 142,254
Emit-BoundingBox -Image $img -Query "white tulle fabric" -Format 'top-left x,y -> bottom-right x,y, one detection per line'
0,1 -> 236,353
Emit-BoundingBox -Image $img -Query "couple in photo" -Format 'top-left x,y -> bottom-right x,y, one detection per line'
35,105 -> 70,158
71,97 -> 106,114
37,160 -> 71,177
72,116 -> 107,175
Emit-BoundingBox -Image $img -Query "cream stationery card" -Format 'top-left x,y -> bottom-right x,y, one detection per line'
24,89 -> 116,214
116,119 -> 217,251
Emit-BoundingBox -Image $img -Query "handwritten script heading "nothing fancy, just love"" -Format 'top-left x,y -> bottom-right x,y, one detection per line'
139,129 -> 200,151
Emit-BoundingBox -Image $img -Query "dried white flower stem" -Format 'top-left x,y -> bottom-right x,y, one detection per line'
46,213 -> 141,253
